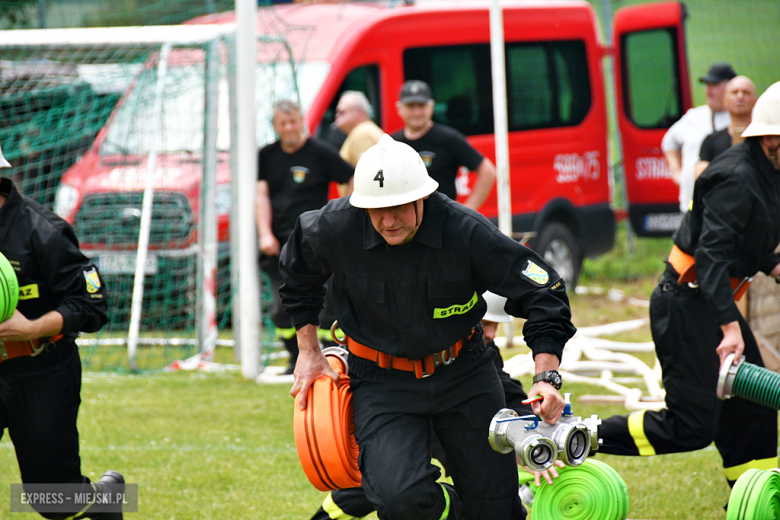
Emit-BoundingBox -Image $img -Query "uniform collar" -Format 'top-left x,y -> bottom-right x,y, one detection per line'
748,138 -> 780,185
362,194 -> 443,250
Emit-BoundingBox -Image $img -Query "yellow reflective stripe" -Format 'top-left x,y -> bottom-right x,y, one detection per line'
438,484 -> 451,520
274,327 -> 296,340
322,491 -> 359,520
64,482 -> 97,519
724,457 -> 778,481
18,284 -> 39,300
628,410 -> 656,456
433,291 -> 478,319
432,458 -> 453,485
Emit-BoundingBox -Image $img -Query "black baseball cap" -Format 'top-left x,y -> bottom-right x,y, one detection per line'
399,80 -> 433,103
698,62 -> 737,84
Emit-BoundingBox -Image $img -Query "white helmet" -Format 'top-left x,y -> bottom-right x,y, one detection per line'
482,291 -> 512,323
742,81 -> 780,138
0,144 -> 10,168
350,133 -> 439,209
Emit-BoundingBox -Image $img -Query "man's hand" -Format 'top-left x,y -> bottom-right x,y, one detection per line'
0,310 -> 62,342
527,383 -> 565,425
290,325 -> 339,410
520,459 -> 564,487
717,320 -> 744,367
259,234 -> 281,257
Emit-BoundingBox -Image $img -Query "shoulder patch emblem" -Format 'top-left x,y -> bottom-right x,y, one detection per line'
521,260 -> 549,285
419,151 -> 436,168
84,268 -> 102,294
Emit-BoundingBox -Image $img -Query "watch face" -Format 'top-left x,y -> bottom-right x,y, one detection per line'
549,371 -> 562,389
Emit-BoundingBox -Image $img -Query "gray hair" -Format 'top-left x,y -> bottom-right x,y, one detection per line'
272,99 -> 302,119
339,91 -> 373,118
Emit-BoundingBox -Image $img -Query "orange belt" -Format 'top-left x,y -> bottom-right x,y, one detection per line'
347,337 -> 464,379
293,349 -> 361,491
668,245 -> 751,301
0,335 -> 64,364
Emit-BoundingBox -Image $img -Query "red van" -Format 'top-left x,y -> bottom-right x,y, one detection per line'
56,0 -> 689,303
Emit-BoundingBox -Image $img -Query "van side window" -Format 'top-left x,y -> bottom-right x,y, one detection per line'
404,45 -> 494,136
317,64 -> 381,146
403,41 -> 590,136
620,29 -> 682,129
506,41 -> 591,130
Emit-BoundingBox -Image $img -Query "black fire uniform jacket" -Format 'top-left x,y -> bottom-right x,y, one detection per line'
674,138 -> 780,325
0,177 -> 108,377
279,191 -> 575,360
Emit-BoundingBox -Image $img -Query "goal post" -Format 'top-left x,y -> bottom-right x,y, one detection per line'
0,22 -> 299,374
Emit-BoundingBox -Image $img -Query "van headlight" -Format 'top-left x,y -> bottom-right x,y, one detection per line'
54,184 -> 80,218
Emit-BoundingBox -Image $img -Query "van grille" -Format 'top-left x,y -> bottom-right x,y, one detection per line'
74,192 -> 194,246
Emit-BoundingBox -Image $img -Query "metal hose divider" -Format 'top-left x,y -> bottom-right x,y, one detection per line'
519,459 -> 629,520
718,353 -> 780,409
726,468 -> 780,520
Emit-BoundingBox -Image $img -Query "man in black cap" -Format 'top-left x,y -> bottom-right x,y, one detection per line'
391,80 -> 496,211
662,62 -> 736,213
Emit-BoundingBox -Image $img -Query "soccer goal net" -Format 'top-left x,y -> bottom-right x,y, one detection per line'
0,14 -> 307,371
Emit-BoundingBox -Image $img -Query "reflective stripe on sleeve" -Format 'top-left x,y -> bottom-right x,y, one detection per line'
628,410 -> 656,456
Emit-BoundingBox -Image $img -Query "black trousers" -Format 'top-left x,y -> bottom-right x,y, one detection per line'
311,344 -> 531,520
599,266 -> 778,484
335,344 -> 524,520
0,347 -> 108,519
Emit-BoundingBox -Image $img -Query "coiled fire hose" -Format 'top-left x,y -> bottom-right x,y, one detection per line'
727,468 -> 780,520
518,459 -> 629,520
718,353 -> 780,409
293,347 -> 361,491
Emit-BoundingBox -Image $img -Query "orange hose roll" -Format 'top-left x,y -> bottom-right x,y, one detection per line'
293,348 -> 362,491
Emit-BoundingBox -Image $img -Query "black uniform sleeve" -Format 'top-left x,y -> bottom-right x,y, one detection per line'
694,174 -> 750,325
321,144 -> 354,185
473,226 -> 575,360
257,146 -> 268,182
447,128 -> 485,172
759,252 -> 780,277
278,210 -> 332,329
39,223 -> 108,334
699,133 -> 716,162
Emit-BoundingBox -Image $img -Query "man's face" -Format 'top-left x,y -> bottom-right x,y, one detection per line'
272,110 -> 305,150
705,81 -> 729,112
725,78 -> 757,118
762,136 -> 780,170
482,321 -> 499,341
367,200 -> 423,246
396,101 -> 434,133
334,100 -> 363,135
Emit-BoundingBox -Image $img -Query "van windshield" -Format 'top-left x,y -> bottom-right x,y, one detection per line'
99,61 -> 330,156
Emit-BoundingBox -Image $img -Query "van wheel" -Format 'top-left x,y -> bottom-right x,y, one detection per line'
534,223 -> 581,289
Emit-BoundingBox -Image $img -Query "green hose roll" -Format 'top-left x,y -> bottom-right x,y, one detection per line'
522,459 -> 629,520
0,252 -> 19,323
727,468 -> 780,520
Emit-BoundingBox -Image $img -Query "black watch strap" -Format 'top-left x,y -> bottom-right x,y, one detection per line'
533,370 -> 562,390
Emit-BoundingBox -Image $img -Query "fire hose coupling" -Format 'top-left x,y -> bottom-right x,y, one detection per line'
718,353 -> 780,410
488,393 -> 601,472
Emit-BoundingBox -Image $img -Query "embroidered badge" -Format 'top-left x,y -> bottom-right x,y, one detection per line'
291,166 -> 309,184
84,268 -> 102,294
419,151 -> 436,168
521,260 -> 549,285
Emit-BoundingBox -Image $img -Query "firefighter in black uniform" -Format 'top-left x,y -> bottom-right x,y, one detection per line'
280,134 -> 575,520
0,145 -> 124,519
308,291 -> 561,520
599,83 -> 780,485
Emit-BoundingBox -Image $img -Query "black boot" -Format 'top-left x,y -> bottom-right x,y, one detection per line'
83,471 -> 125,519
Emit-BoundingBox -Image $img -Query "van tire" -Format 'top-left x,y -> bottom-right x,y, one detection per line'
534,222 -> 581,289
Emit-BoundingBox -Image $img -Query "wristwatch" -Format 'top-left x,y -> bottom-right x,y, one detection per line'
533,370 -> 563,390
